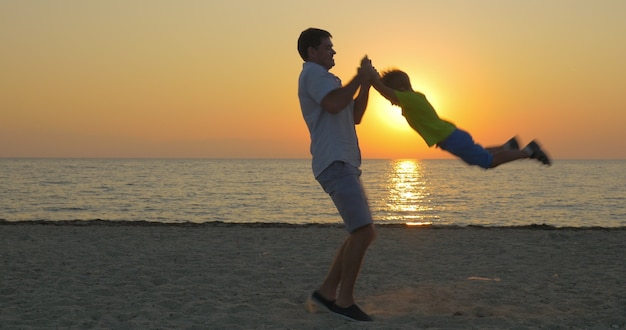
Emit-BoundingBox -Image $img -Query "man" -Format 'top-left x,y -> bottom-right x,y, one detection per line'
297,27 -> 376,322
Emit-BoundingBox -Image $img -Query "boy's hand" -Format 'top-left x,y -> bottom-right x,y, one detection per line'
360,55 -> 372,69
359,56 -> 379,81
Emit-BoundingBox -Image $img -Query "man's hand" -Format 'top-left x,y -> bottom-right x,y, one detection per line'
360,55 -> 372,68
358,55 -> 379,82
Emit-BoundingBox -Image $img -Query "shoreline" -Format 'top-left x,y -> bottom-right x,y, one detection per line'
2,224 -> 625,328
2,219 -> 625,231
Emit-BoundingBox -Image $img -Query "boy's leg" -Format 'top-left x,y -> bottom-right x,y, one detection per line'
439,129 -> 493,169
490,150 -> 530,168
490,140 -> 551,167
486,136 -> 520,154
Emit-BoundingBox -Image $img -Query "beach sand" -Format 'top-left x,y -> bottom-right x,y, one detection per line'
1,222 -> 625,329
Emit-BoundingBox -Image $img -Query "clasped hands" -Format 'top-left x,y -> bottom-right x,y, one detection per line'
358,55 -> 380,84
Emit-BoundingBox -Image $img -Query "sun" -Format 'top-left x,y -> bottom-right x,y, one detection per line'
371,94 -> 413,133
358,78 -> 454,159
367,67 -> 449,130
357,93 -> 418,158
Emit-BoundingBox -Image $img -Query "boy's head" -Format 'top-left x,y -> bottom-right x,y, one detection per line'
380,70 -> 412,92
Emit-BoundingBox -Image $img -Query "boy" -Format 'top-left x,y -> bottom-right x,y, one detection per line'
364,65 -> 551,168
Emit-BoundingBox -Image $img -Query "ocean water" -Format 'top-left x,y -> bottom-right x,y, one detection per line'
1,158 -> 624,228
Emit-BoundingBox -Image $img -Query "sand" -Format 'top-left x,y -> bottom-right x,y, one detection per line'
1,222 -> 625,329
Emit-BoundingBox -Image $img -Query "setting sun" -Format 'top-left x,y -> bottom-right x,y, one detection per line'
357,75 -> 458,159
370,94 -> 412,133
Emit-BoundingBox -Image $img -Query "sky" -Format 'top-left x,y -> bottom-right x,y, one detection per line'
2,1 -> 625,159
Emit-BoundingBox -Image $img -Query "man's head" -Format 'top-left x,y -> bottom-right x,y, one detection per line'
297,28 -> 336,69
381,70 -> 412,92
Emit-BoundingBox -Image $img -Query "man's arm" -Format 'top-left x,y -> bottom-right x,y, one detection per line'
320,74 -> 362,114
320,55 -> 371,115
353,80 -> 370,125
353,56 -> 373,124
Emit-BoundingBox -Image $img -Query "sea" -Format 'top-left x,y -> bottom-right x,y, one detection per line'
1,158 -> 624,228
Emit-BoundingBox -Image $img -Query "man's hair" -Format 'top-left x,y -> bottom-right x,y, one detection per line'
380,69 -> 412,91
297,28 -> 332,61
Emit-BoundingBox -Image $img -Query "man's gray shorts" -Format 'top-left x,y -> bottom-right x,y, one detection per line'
316,161 -> 373,233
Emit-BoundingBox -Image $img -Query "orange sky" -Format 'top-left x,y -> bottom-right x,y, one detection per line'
1,1 -> 625,159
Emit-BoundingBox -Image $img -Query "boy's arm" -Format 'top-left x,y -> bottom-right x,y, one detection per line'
370,75 -> 400,106
361,60 -> 401,105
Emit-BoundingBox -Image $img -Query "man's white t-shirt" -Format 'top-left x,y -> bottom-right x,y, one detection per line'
298,61 -> 361,178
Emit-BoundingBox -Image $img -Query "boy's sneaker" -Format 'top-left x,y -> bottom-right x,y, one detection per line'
524,141 -> 551,165
503,137 -> 520,150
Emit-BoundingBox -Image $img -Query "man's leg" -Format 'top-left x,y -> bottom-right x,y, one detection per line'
335,224 -> 376,308
317,238 -> 349,302
317,224 -> 376,305
313,161 -> 376,320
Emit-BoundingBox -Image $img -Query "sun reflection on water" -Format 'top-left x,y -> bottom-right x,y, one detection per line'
384,160 -> 434,225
